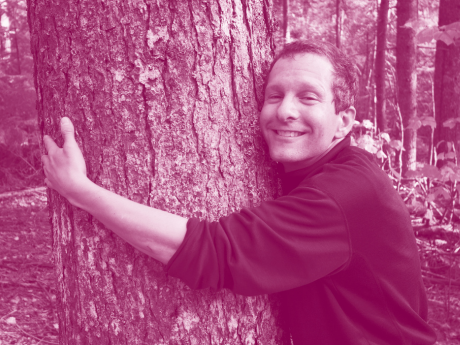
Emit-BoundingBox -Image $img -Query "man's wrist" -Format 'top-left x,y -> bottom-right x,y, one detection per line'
65,177 -> 98,209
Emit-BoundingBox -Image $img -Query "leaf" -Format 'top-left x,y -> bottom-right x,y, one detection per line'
362,119 -> 373,129
403,19 -> 426,31
424,209 -> 433,221
440,165 -> 456,182
421,117 -> 436,130
376,150 -> 387,159
407,117 -> 422,130
443,118 -> 458,129
416,26 -> 440,44
426,193 -> 436,202
439,32 -> 454,45
389,140 -> 403,150
421,164 -> 442,179
5,317 -> 16,325
434,31 -> 444,40
446,29 -> 460,40
443,21 -> 460,31
380,132 -> 390,143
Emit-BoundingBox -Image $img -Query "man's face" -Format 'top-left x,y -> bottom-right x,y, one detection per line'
260,53 -> 349,172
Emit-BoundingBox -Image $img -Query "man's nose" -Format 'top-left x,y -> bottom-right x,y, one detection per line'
277,96 -> 299,122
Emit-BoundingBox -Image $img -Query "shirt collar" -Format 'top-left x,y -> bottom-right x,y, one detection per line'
280,136 -> 351,195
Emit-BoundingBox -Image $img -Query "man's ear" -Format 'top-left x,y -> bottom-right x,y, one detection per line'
335,106 -> 356,139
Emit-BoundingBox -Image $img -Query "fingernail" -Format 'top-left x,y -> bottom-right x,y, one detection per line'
61,117 -> 70,124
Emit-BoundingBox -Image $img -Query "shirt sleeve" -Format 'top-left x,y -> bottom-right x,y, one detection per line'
165,186 -> 351,296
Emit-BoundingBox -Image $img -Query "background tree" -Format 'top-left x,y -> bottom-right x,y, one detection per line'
27,0 -> 289,343
396,0 -> 418,174
434,0 -> 460,150
335,0 -> 342,48
0,0 -> 40,192
375,0 -> 389,132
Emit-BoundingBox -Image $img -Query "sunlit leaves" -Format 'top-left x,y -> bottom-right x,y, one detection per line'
423,164 -> 443,179
361,119 -> 374,129
389,139 -> 403,150
407,117 -> 422,130
443,117 -> 460,129
356,134 -> 379,154
380,132 -> 391,143
414,20 -> 460,45
407,116 -> 436,130
416,26 -> 442,44
421,116 -> 436,129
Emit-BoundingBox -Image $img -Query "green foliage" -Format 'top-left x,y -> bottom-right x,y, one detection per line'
414,20 -> 460,46
353,119 -> 460,226
0,0 -> 42,193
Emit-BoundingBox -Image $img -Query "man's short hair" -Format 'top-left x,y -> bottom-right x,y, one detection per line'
265,40 -> 359,113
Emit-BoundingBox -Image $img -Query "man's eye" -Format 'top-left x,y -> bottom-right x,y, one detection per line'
266,94 -> 282,101
300,95 -> 318,102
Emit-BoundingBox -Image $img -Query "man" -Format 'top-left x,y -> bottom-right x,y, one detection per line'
42,40 -> 436,344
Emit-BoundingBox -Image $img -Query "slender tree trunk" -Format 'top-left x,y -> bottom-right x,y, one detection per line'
336,0 -> 341,48
355,32 -> 373,122
375,0 -> 389,132
396,0 -> 417,174
283,0 -> 290,43
28,0 -> 289,343
13,28 -> 21,75
434,0 -> 460,149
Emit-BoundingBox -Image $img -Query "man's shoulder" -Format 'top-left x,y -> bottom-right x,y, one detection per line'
303,144 -> 397,204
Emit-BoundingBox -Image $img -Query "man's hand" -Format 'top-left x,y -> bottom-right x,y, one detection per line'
42,117 -> 89,201
41,116 -> 187,264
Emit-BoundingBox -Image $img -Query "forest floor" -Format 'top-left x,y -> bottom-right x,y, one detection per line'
0,188 -> 459,344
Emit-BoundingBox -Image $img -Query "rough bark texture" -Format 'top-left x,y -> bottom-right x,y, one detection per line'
375,0 -> 389,132
27,0 -> 289,343
434,0 -> 460,148
396,0 -> 417,174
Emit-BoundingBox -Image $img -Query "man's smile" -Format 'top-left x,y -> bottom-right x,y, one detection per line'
275,130 -> 305,137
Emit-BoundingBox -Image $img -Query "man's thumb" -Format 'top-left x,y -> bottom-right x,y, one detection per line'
61,117 -> 76,144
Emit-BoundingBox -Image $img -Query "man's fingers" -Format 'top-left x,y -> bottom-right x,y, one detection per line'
43,135 -> 59,153
60,117 -> 77,146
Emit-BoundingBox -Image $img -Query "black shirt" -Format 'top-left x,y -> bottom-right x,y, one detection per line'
166,138 -> 436,344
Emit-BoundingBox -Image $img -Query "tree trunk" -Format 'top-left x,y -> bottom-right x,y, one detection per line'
28,0 -> 289,343
375,0 -> 389,132
396,0 -> 417,174
283,0 -> 290,43
335,0 -> 341,49
434,0 -> 460,149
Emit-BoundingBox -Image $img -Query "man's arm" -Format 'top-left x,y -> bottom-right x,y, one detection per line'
41,117 -> 187,264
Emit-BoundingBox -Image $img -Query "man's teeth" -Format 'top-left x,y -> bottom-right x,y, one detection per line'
276,130 -> 303,137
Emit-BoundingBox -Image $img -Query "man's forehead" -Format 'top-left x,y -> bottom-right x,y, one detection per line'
271,53 -> 333,73
266,53 -> 334,88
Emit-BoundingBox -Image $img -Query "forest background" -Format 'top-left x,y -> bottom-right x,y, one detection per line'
1,0 -> 460,343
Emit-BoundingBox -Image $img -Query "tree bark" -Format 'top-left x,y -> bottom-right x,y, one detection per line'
396,0 -> 417,174
375,0 -> 389,132
434,0 -> 460,149
28,0 -> 289,343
